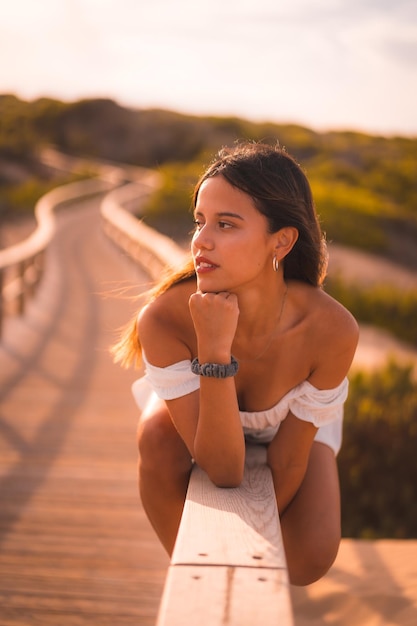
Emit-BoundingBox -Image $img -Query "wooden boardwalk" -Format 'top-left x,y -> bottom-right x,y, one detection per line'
0,197 -> 169,625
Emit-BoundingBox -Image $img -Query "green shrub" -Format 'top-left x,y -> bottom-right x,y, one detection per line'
2,95 -> 417,266
311,179 -> 393,252
326,277 -> 417,346
140,159 -> 208,242
1,171 -> 94,214
339,361 -> 417,538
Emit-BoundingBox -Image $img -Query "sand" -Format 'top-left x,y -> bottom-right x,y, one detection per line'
291,540 -> 417,625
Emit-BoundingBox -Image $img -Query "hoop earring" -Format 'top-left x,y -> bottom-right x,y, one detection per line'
273,255 -> 279,272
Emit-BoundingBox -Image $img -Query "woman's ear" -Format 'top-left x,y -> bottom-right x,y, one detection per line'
274,227 -> 299,260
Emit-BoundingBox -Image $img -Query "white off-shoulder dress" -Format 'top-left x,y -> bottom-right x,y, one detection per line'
132,354 -> 349,455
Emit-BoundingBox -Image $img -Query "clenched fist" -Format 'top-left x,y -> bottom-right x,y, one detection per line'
189,291 -> 240,362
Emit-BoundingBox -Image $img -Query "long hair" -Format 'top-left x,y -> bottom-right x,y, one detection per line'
112,142 -> 326,367
111,257 -> 195,367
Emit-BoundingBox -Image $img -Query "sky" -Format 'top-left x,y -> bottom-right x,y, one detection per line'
1,0 -> 417,136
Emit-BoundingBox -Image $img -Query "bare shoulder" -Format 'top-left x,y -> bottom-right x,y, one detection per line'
292,281 -> 358,337
137,279 -> 197,366
292,282 -> 359,386
317,287 -> 359,342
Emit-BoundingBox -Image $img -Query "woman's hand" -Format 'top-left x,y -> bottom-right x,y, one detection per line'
187,290 -> 245,486
189,291 -> 239,361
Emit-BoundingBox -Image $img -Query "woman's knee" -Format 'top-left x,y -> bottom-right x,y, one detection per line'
288,530 -> 340,586
137,401 -> 191,472
283,442 -> 341,586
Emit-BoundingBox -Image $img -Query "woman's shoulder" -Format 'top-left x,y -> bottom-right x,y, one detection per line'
292,280 -> 358,337
290,281 -> 359,384
320,286 -> 359,340
137,278 -> 197,365
141,278 -> 196,319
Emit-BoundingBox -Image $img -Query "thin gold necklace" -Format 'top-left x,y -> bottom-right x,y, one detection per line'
234,284 -> 288,362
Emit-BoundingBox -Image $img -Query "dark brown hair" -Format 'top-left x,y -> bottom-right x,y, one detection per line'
113,142 -> 326,366
194,143 -> 327,286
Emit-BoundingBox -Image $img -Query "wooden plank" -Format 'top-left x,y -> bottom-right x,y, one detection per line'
158,444 -> 294,625
157,566 -> 292,626
172,445 -> 286,569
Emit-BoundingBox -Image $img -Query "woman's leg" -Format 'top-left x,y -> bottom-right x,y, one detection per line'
137,395 -> 193,555
279,442 -> 341,586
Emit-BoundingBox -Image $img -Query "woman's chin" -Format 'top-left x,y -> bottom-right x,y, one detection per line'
197,276 -> 227,293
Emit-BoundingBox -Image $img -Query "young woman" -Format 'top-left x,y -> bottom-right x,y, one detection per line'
114,142 -> 359,586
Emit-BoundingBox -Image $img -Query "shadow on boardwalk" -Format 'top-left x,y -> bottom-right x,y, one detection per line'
0,197 -> 168,625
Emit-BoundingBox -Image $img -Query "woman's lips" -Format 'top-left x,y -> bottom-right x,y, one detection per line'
195,257 -> 218,273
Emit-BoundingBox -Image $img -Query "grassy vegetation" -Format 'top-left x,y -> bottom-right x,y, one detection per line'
326,277 -> 417,348
340,361 -> 417,538
139,131 -> 417,268
0,96 -> 101,218
0,172 -> 95,217
1,94 -> 416,266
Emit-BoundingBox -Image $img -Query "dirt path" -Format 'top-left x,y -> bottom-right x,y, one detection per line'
327,243 -> 417,290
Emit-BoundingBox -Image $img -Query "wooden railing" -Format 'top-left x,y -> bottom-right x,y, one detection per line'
0,178 -> 115,339
100,179 -> 187,278
157,445 -> 293,626
0,148 -> 161,340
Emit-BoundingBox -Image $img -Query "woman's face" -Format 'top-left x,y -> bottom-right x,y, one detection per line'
191,175 -> 275,294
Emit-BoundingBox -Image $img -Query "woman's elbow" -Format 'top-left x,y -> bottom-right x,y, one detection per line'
211,473 -> 243,489
192,436 -> 245,487
198,458 -> 244,488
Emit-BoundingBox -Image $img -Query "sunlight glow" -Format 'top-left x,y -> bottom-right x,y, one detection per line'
1,0 -> 416,135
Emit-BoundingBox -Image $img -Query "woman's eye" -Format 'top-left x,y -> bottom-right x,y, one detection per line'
191,219 -> 233,232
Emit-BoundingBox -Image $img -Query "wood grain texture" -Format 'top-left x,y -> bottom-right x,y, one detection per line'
157,566 -> 292,626
172,445 -> 286,569
160,445 -> 293,625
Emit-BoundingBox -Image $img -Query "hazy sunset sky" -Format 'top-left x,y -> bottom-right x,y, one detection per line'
2,0 -> 417,135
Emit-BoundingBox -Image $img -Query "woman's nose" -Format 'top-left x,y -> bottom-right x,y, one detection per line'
192,226 -> 214,251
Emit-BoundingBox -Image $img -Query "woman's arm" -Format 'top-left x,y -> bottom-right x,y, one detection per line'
166,377 -> 245,487
187,290 -> 245,485
137,290 -> 246,487
268,298 -> 359,514
267,413 -> 317,514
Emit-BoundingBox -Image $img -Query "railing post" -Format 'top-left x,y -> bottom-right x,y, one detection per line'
0,268 -> 3,340
17,260 -> 26,316
0,176 -> 116,341
33,251 -> 44,294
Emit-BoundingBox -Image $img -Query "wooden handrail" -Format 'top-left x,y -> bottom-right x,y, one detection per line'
101,180 -> 188,279
157,445 -> 293,625
0,177 -> 115,339
0,178 -> 113,269
0,147 -> 170,340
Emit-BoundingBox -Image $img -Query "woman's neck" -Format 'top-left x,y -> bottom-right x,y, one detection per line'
234,279 -> 288,340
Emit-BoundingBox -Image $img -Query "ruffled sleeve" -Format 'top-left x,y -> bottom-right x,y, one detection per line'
288,378 -> 348,428
138,353 -> 200,400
